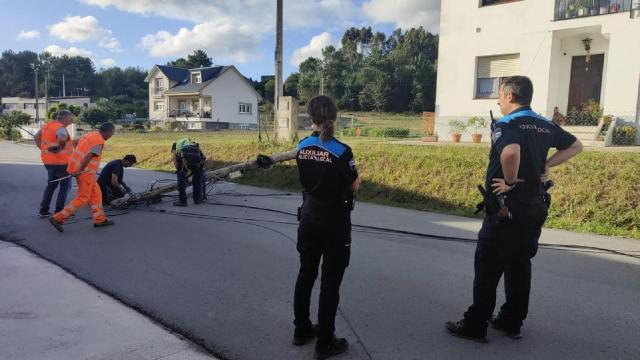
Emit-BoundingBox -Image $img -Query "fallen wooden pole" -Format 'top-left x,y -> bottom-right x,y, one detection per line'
110,149 -> 297,208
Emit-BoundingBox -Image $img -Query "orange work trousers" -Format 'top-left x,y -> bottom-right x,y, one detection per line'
54,173 -> 106,224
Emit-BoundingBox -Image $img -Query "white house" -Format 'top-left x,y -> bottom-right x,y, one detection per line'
435,0 -> 640,141
145,65 -> 261,130
0,96 -> 91,121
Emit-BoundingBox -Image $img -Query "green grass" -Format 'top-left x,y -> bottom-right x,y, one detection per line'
104,131 -> 640,239
340,112 -> 425,131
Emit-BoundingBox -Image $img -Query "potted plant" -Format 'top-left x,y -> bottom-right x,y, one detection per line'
467,116 -> 488,143
422,129 -> 439,142
599,0 -> 609,14
449,119 -> 467,143
576,0 -> 589,16
610,1 -> 621,13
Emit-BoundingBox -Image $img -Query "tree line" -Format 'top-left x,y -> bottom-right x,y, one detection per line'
285,27 -> 438,113
0,50 -> 148,118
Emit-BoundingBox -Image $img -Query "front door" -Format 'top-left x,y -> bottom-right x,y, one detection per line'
568,54 -> 604,112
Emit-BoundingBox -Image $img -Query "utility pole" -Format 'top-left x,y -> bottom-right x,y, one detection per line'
45,65 -> 49,113
274,0 -> 283,140
62,73 -> 66,98
31,63 -> 39,122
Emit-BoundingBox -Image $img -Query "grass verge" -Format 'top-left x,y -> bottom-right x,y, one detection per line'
104,132 -> 640,239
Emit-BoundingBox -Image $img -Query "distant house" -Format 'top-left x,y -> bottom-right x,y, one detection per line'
145,65 -> 261,130
435,0 -> 640,141
0,96 -> 91,121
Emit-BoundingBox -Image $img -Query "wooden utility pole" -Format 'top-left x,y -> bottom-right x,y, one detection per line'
110,150 -> 297,208
274,0 -> 284,140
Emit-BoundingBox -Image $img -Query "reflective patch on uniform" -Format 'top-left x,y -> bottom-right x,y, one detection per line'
492,128 -> 502,143
349,159 -> 356,171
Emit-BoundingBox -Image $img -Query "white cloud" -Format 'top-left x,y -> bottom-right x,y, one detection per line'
48,15 -> 123,52
362,0 -> 440,32
17,30 -> 40,40
100,58 -> 117,67
140,22 -> 262,63
44,45 -> 96,60
291,32 -> 338,67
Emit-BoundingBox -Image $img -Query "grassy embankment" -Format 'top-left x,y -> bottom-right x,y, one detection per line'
104,131 -> 640,239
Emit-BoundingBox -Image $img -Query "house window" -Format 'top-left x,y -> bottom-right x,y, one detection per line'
153,78 -> 165,95
239,103 -> 252,114
24,103 -> 35,110
192,73 -> 201,83
154,101 -> 164,111
480,0 -> 523,7
475,54 -> 520,99
3,103 -> 18,110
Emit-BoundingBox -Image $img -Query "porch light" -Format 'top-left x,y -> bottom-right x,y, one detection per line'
582,37 -> 592,71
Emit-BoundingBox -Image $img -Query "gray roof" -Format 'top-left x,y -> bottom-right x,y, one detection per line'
164,66 -> 231,94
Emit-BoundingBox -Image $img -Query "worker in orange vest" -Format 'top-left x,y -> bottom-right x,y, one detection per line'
49,122 -> 116,232
34,110 -> 75,218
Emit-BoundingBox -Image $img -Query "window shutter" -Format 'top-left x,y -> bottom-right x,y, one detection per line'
477,54 -> 520,78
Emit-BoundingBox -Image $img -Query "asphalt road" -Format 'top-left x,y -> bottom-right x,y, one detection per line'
1,141 -> 639,360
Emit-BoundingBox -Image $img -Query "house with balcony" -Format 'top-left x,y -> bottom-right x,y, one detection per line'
145,65 -> 260,130
435,0 -> 640,142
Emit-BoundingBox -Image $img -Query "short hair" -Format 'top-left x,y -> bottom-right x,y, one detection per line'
501,76 -> 534,106
56,109 -> 73,121
99,122 -> 116,133
123,154 -> 137,164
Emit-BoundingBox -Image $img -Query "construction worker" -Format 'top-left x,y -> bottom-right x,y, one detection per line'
49,122 -> 117,232
446,76 -> 582,342
34,110 -> 74,218
171,138 -> 206,206
98,154 -> 137,205
293,95 -> 360,359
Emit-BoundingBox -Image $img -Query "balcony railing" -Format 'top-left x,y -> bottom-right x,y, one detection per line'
554,0 -> 633,21
169,109 -> 212,119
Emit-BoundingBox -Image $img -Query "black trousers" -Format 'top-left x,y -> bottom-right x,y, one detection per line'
294,201 -> 351,343
464,197 -> 548,329
99,183 -> 125,204
177,163 -> 203,204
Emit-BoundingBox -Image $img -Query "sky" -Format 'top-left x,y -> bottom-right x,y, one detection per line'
0,0 -> 440,80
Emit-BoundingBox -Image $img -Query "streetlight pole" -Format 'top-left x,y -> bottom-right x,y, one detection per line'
31,63 -> 39,122
274,0 -> 283,140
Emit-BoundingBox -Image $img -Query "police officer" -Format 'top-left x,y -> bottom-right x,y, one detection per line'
292,95 -> 360,359
446,76 -> 583,342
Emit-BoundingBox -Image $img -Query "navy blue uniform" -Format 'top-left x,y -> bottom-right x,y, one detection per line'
465,107 -> 577,331
98,159 -> 128,204
293,132 -> 358,345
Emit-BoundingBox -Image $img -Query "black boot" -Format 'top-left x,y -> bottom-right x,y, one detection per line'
292,324 -> 317,346
490,314 -> 522,339
94,219 -> 115,228
314,337 -> 348,359
445,319 -> 488,343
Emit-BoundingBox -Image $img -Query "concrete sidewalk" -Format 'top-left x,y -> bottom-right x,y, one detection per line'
0,240 -> 216,360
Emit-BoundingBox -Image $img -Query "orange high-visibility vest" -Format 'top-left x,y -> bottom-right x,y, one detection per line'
67,131 -> 105,175
40,121 -> 72,165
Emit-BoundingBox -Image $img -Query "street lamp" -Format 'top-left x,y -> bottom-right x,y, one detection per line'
30,63 -> 39,122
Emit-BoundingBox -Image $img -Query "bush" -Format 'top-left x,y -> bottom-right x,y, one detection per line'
1,128 -> 22,141
151,126 -> 164,132
467,116 -> 488,134
448,119 -> 467,134
566,99 -> 603,126
612,125 -> 638,146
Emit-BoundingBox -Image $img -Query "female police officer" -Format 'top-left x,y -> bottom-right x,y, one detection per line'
292,95 -> 360,359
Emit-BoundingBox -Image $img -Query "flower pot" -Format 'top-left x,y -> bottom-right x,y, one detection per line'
355,127 -> 362,137
610,3 -> 620,12
451,133 -> 462,143
422,135 -> 439,142
471,133 -> 483,143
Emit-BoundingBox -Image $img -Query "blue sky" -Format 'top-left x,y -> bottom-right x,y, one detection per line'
0,0 -> 440,80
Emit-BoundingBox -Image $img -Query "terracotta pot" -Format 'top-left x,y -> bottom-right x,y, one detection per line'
471,133 -> 483,143
355,127 -> 362,137
451,133 -> 462,143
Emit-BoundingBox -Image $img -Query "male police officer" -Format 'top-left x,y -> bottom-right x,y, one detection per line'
446,76 -> 582,342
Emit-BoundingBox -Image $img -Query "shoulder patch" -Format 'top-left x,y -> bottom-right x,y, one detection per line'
491,128 -> 502,143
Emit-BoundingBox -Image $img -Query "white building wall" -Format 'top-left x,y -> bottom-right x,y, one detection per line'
436,0 -> 640,140
206,68 -> 258,125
